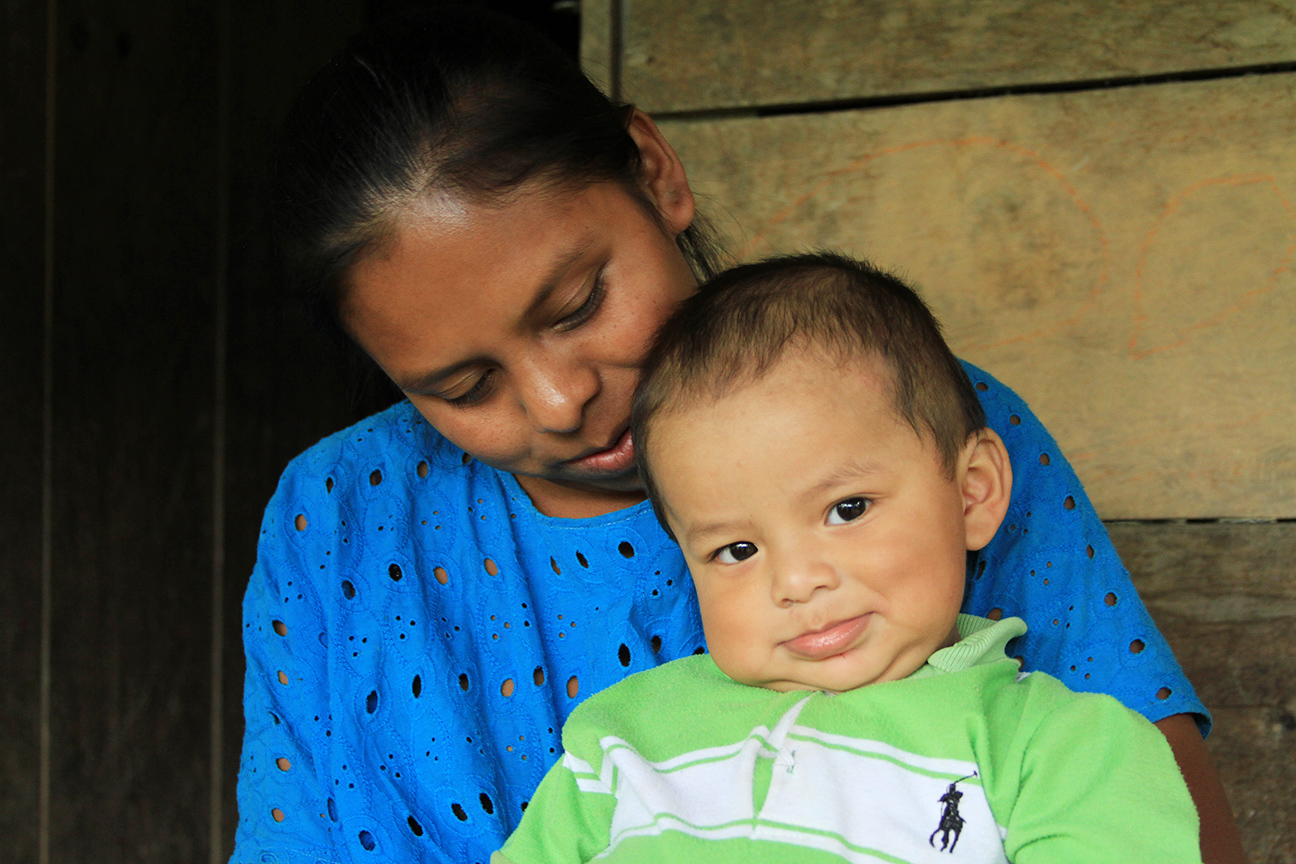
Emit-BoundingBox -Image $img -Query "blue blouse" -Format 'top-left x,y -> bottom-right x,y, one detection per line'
230,363 -> 1205,864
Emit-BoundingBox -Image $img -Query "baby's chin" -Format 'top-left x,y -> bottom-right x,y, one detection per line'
725,654 -> 933,694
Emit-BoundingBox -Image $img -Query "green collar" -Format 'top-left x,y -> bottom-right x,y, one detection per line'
908,614 -> 1028,681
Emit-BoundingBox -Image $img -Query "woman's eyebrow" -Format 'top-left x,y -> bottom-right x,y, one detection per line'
518,235 -> 596,326
396,236 -> 597,394
396,356 -> 491,395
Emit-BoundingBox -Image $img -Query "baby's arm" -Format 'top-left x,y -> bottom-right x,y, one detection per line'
493,746 -> 615,864
960,363 -> 1242,861
1003,679 -> 1201,863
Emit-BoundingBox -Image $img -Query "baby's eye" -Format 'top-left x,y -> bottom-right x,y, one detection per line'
714,541 -> 758,564
827,497 -> 870,525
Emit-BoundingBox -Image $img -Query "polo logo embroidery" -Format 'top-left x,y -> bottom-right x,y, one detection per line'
930,772 -> 977,853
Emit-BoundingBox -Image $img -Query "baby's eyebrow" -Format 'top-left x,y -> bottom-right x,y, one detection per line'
799,459 -> 885,502
669,498 -> 754,549
682,518 -> 747,544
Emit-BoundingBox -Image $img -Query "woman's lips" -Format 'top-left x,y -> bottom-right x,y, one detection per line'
782,615 -> 870,660
567,428 -> 635,474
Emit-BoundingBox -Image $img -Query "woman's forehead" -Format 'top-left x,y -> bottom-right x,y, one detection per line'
347,184 -> 594,315
341,181 -> 653,376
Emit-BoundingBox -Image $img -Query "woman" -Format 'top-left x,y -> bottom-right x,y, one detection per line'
233,8 -> 1240,863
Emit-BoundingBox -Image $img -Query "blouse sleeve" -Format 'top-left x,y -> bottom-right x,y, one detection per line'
959,361 -> 1209,733
230,464 -> 342,864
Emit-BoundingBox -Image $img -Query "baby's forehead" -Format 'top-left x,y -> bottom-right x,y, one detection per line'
646,353 -> 927,495
656,344 -> 900,429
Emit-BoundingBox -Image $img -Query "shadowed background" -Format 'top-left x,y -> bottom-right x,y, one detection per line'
2,1 -> 1292,862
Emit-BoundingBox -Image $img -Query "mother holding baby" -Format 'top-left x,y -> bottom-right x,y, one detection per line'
232,7 -> 1241,863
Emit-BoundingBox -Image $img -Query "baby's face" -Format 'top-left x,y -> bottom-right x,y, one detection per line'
651,349 -> 974,693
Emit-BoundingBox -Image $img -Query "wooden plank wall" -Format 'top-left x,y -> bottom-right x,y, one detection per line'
0,2 -> 375,861
584,1 -> 1296,860
0,4 -> 50,863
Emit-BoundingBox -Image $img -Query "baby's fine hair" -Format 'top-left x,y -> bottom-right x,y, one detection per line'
632,252 -> 987,534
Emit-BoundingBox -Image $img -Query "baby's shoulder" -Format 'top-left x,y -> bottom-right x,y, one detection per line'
575,654 -> 720,712
559,655 -> 810,768
1002,669 -> 1157,741
561,656 -> 724,739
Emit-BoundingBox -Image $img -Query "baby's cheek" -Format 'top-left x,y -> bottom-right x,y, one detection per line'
709,645 -> 758,687
705,617 -> 764,681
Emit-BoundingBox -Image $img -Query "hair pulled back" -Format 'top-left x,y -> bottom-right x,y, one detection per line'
272,6 -> 720,346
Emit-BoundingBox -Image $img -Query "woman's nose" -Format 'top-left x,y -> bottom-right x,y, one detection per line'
517,354 -> 601,435
771,555 -> 840,607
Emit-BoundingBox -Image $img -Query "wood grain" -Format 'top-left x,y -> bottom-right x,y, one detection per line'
623,0 -> 1296,113
1113,521 -> 1296,709
1207,709 -> 1296,864
221,0 -> 367,853
47,2 -> 219,859
0,2 -> 50,863
661,74 -> 1296,519
1112,521 -> 1296,861
578,0 -> 615,98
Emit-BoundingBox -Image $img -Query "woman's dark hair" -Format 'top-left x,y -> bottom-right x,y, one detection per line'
271,5 -> 723,347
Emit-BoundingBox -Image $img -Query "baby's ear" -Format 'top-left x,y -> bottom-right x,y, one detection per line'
961,429 -> 1013,552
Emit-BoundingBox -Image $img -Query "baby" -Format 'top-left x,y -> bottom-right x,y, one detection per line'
494,253 -> 1200,863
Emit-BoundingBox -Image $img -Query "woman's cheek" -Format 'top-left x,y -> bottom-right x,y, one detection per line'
411,399 -> 523,467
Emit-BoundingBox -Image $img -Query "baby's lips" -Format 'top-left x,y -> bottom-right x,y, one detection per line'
782,614 -> 871,660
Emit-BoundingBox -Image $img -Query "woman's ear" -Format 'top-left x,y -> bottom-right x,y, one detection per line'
961,429 -> 1013,552
626,109 -> 695,236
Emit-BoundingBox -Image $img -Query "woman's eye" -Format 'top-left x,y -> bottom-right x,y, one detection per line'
714,541 -> 758,564
444,371 -> 495,408
827,497 -> 870,525
555,271 -> 606,331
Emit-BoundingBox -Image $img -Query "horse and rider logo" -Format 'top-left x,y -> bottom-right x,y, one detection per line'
929,772 -> 978,853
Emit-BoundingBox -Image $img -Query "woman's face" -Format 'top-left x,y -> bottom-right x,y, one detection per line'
343,179 -> 698,517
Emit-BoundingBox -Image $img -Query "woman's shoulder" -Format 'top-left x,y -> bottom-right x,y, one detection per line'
272,400 -> 470,501
256,400 -> 488,572
284,400 -> 442,473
